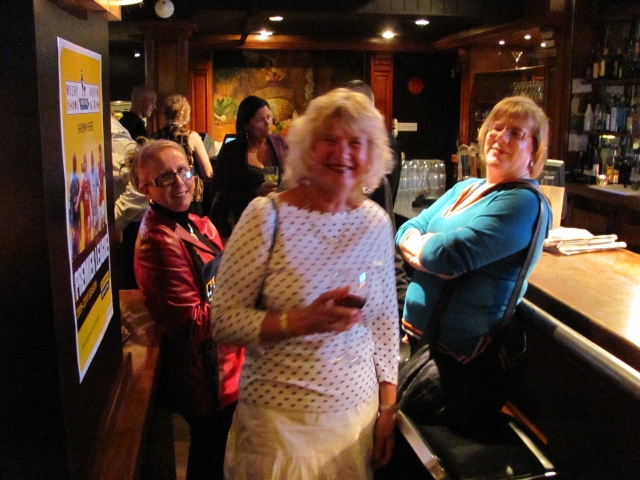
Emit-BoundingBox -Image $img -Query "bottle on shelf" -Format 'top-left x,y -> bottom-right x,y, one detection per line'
592,43 -> 601,80
584,103 -> 594,132
594,103 -> 603,131
610,95 -> 618,133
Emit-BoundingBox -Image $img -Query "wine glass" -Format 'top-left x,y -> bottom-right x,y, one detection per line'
328,270 -> 369,365
511,51 -> 523,69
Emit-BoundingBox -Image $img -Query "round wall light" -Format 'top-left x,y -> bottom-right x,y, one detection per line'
155,0 -> 174,18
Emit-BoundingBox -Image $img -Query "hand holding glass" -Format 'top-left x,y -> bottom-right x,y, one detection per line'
329,270 -> 369,365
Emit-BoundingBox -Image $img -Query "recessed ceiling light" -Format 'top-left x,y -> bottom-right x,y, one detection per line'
382,30 -> 395,39
541,41 -> 547,48
415,19 -> 429,26
269,16 -> 283,22
134,51 -> 141,58
524,34 -> 531,40
259,30 -> 273,36
499,40 -> 505,45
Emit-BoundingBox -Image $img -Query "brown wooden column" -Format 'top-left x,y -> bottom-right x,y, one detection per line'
370,52 -> 394,131
457,47 -> 471,145
189,53 -> 214,138
136,21 -> 195,133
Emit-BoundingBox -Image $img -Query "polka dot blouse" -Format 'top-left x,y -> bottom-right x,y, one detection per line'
211,193 -> 399,413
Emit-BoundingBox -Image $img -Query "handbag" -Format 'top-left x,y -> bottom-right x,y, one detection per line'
398,182 -> 548,429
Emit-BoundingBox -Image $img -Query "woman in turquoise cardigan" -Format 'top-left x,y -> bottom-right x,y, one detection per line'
396,96 -> 552,429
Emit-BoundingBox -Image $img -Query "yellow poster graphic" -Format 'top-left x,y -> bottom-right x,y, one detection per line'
58,38 -> 113,382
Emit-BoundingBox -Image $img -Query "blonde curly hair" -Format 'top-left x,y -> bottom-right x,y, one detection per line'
282,88 -> 393,199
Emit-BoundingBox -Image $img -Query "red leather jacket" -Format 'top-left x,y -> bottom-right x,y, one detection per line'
134,208 -> 244,418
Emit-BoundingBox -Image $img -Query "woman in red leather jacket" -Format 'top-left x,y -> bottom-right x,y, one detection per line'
131,139 -> 244,480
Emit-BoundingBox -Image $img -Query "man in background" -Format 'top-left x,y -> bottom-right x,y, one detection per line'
111,116 -> 148,289
119,85 -> 156,141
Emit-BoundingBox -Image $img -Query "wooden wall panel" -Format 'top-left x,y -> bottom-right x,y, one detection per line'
189,55 -> 213,137
370,52 -> 394,130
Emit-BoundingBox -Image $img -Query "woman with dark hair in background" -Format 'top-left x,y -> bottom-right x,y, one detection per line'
209,95 -> 288,239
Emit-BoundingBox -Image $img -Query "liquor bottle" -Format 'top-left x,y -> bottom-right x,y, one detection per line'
591,44 -> 601,80
600,44 -> 608,79
604,96 -> 612,132
633,19 -> 640,78
626,94 -> 635,133
584,103 -> 594,132
616,95 -> 627,133
610,95 -> 618,133
594,103 -> 603,131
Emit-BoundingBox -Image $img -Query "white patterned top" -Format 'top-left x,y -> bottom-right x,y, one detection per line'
210,193 -> 399,413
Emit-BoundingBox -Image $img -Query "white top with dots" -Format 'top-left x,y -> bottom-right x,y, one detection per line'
211,193 -> 399,413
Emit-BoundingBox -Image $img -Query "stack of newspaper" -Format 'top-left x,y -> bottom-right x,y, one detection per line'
543,227 -> 627,255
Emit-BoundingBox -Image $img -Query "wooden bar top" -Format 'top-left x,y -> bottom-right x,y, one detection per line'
526,250 -> 640,371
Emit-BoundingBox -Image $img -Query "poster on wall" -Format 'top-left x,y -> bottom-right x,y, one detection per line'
57,38 -> 113,382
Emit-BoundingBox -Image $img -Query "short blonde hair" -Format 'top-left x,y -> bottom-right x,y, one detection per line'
478,95 -> 549,178
162,94 -> 191,124
130,139 -> 187,191
282,88 -> 393,197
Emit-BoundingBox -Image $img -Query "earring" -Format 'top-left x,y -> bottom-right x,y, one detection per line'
149,198 -> 154,205
362,185 -> 372,195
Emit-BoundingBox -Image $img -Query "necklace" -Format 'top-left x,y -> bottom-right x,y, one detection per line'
248,141 -> 266,156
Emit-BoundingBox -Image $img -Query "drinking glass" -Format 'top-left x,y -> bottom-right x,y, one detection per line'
511,51 -> 523,69
328,269 -> 369,365
263,165 -> 279,184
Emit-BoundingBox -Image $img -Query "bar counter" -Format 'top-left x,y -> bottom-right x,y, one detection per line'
525,249 -> 640,371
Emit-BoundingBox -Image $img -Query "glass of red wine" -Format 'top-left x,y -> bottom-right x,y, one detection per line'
329,270 -> 369,365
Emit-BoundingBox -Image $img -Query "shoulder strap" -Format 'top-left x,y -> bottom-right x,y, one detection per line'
265,196 -> 279,263
497,183 -> 546,328
255,197 -> 280,309
415,181 -> 547,351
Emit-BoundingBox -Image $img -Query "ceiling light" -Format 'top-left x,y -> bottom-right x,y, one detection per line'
382,30 -> 395,39
499,40 -> 505,45
415,19 -> 429,26
524,34 -> 532,40
269,16 -> 283,22
259,30 -> 273,36
541,41 -> 547,48
154,0 -> 174,19
134,51 -> 141,58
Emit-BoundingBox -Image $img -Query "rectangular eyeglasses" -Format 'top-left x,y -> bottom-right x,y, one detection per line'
151,166 -> 194,187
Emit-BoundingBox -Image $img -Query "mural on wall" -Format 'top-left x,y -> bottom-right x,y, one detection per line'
212,50 -> 364,143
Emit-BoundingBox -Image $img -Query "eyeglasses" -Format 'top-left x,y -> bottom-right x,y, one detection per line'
488,124 -> 531,141
149,167 -> 194,187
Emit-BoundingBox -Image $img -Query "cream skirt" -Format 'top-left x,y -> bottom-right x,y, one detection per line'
224,397 -> 378,480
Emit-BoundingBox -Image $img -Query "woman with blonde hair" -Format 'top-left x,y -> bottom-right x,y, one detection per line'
211,88 -> 399,478
131,139 -> 243,480
396,96 -> 552,430
153,94 -> 213,215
